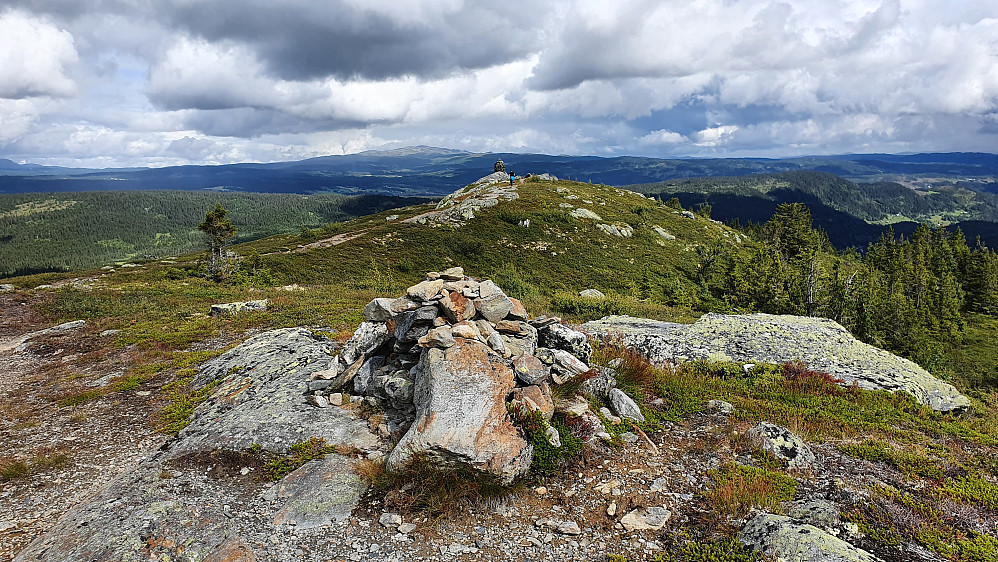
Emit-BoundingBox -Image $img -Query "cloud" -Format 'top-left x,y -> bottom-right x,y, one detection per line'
0,10 -> 78,98
158,0 -> 553,82
1,1 -> 998,167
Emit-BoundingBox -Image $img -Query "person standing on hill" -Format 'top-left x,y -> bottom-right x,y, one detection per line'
509,171 -> 516,186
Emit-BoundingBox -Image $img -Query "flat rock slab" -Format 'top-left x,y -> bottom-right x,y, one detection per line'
738,513 -> 884,562
176,328 -> 380,455
14,461 -> 241,562
264,455 -> 366,528
583,313 -> 970,411
16,328 -> 383,562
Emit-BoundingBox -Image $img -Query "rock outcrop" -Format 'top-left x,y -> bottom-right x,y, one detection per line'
14,328 -> 381,562
209,299 -> 268,316
746,422 -> 815,469
405,174 -> 518,226
738,513 -> 884,562
583,313 -> 970,411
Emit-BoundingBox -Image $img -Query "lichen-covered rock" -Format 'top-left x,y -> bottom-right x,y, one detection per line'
738,513 -> 884,562
14,328 -> 381,562
619,507 -> 671,531
209,299 -> 268,316
386,340 -> 532,484
341,321 -> 391,365
174,328 -> 380,456
582,313 -> 970,411
406,279 -> 444,301
784,499 -> 842,530
570,208 -> 602,221
747,422 -> 815,469
539,323 -> 593,364
363,298 -> 397,321
263,454 -> 366,528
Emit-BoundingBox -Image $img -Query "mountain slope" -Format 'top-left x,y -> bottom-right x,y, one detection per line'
626,171 -> 998,248
239,176 -> 748,313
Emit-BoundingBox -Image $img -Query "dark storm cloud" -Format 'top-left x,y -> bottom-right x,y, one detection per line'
158,1 -> 550,82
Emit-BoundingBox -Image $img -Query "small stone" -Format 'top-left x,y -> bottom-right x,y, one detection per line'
619,432 -> 638,443
557,521 -> 581,535
607,502 -> 617,517
440,267 -> 465,280
398,522 -> 417,534
379,512 -> 403,529
418,326 -> 457,349
451,322 -> 480,339
708,399 -> 735,414
545,425 -> 562,448
599,407 -> 622,425
407,279 -> 444,301
534,486 -> 548,496
579,289 -> 605,299
609,388 -> 645,423
328,393 -> 344,406
306,394 -> 329,408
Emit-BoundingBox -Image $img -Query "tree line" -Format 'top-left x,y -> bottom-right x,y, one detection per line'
697,203 -> 998,368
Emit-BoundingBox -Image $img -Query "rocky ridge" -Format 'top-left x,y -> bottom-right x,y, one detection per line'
583,313 -> 970,412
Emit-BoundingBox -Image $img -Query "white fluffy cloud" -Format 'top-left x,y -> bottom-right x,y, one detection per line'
1,1 -> 997,166
0,10 -> 78,99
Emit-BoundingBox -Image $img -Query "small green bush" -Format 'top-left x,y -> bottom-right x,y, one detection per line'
704,463 -> 797,517
942,474 -> 998,510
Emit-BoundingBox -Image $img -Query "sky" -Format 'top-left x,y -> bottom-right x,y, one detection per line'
0,0 -> 997,168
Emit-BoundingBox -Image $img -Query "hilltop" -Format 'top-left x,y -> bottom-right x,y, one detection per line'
2,174 -> 998,562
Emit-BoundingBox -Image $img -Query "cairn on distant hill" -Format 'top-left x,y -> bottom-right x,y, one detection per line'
494,159 -> 506,173
305,268 -> 642,483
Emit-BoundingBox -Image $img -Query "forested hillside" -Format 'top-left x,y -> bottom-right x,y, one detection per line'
0,191 -> 429,276
628,171 -> 998,248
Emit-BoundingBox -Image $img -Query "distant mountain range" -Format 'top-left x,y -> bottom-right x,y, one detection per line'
2,147 -> 998,196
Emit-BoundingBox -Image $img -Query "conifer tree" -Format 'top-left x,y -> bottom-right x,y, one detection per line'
198,203 -> 237,278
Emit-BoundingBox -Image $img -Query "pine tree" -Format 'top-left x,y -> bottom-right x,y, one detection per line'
198,203 -> 237,278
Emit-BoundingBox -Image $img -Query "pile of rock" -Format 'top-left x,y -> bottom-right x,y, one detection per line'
306,268 -> 643,483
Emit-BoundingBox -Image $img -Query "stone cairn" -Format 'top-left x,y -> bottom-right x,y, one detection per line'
494,159 -> 506,173
305,268 -> 645,484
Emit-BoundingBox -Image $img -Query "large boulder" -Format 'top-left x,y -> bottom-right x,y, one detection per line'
738,513 -> 884,562
583,313 -> 970,412
386,340 -> 532,484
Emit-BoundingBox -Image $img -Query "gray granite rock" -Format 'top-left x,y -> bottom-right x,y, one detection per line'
747,422 -> 815,469
386,340 -> 532,484
582,313 -> 970,411
539,323 -> 593,364
739,513 -> 883,562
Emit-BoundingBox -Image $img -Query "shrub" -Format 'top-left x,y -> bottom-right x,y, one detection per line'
263,437 -> 336,481
360,453 -> 514,517
704,463 -> 797,517
0,459 -> 30,482
508,405 -> 583,475
942,474 -> 998,510
838,440 -> 944,480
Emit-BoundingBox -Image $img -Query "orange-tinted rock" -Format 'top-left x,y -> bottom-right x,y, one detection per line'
439,291 -> 475,323
386,339 -> 532,483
